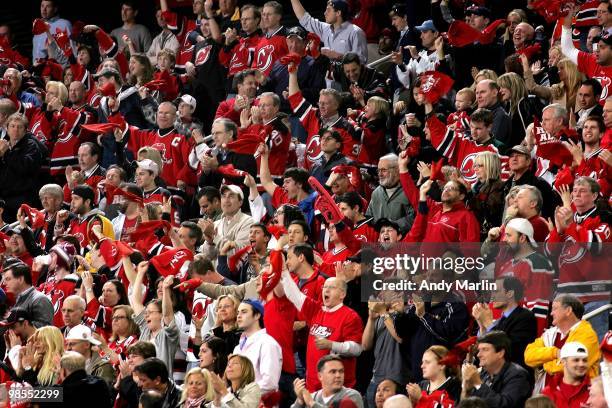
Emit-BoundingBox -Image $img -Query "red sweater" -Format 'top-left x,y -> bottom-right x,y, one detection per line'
400,172 -> 480,254
542,373 -> 590,408
300,297 -> 363,392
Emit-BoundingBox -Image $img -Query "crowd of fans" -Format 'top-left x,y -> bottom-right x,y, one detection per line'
0,0 -> 611,407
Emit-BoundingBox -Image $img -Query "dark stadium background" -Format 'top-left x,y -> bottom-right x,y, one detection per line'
5,0 -> 334,61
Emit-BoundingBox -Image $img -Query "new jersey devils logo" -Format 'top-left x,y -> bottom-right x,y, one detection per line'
256,45 -> 274,73
152,142 -> 170,164
460,152 -> 478,182
593,76 -> 611,100
306,135 -> 323,164
195,46 -> 211,66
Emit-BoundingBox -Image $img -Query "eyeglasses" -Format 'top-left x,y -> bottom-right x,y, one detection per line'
144,310 -> 161,316
112,316 -> 128,321
377,167 -> 397,174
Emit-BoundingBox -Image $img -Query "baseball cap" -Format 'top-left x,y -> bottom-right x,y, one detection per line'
560,342 -> 589,359
416,20 -> 438,33
242,298 -> 264,317
509,145 -> 531,157
93,67 -> 122,82
374,218 -> 401,233
5,225 -> 22,236
466,6 -> 491,18
220,184 -> 244,200
137,159 -> 160,177
179,94 -> 197,111
287,26 -> 307,41
66,324 -> 101,346
594,30 -> 612,47
72,185 -> 95,204
0,308 -> 32,327
506,218 -> 537,248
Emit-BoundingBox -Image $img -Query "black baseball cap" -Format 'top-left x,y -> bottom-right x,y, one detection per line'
594,30 -> 612,46
287,26 -> 307,41
374,218 -> 400,233
0,308 -> 32,327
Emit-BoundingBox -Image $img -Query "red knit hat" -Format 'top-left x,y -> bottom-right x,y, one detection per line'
50,242 -> 76,271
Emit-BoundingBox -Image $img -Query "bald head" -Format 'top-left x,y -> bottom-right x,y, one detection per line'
383,395 -> 412,408
157,102 -> 177,129
513,22 -> 534,47
475,80 -> 500,108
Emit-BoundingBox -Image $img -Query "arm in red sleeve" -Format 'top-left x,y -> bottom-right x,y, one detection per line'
399,171 -> 420,210
335,222 -> 361,254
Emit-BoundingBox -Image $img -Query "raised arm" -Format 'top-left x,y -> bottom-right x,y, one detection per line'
560,6 -> 579,64
257,143 -> 277,195
290,0 -> 307,20
288,63 -> 300,97
161,275 -> 176,326
129,261 -> 148,315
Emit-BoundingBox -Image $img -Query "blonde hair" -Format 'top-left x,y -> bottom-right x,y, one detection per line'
157,48 -> 176,65
457,88 -> 476,104
181,368 -> 215,402
497,73 -> 527,115
472,69 -> 498,90
226,354 -> 255,391
31,326 -> 64,385
367,96 -> 390,121
557,58 -> 583,108
137,146 -> 164,174
475,151 -> 501,182
216,294 -> 240,330
46,81 -> 68,105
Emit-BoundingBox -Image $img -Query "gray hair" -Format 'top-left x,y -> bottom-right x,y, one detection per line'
518,185 -> 543,213
379,153 -> 399,166
259,92 -> 280,108
39,184 -> 64,201
213,117 -> 238,140
543,103 -> 568,124
64,295 -> 86,311
60,351 -> 86,375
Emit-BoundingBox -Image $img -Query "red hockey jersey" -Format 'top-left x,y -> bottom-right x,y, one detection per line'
427,114 -> 509,184
545,208 -> 611,303
252,28 -> 288,77
219,32 -> 262,77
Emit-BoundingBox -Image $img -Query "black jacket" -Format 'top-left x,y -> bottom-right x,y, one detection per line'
395,293 -> 469,381
502,169 -> 561,219
491,306 -> 537,371
470,361 -> 532,408
310,152 -> 350,185
487,102 -> 513,151
330,62 -> 389,109
59,369 -> 112,408
0,133 -> 43,198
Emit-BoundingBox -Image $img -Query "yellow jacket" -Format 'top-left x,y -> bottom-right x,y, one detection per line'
524,320 -> 601,378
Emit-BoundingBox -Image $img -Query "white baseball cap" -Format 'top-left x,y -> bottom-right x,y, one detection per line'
66,324 -> 101,346
180,94 -> 197,111
137,159 -> 160,177
506,218 -> 537,248
560,342 -> 589,359
220,184 -> 244,200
